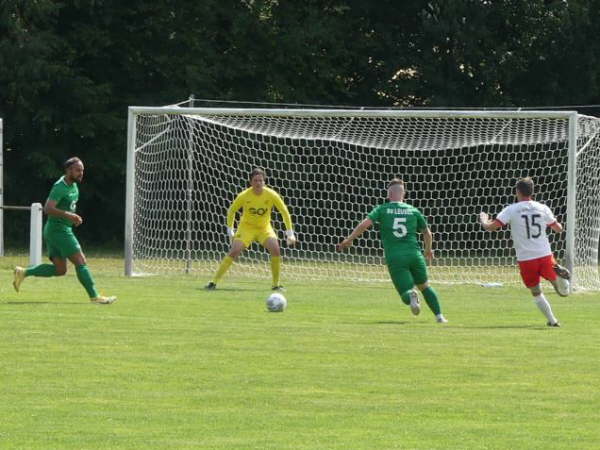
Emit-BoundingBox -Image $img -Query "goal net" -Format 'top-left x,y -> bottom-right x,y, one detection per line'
125,108 -> 600,291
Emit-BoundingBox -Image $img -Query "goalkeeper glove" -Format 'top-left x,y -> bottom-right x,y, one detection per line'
227,227 -> 236,239
285,230 -> 297,246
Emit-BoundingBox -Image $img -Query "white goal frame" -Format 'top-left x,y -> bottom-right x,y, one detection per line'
125,107 -> 600,290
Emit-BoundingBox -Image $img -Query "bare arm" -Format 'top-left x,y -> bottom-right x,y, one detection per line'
479,212 -> 502,232
549,221 -> 563,233
44,199 -> 82,226
337,218 -> 373,251
421,227 -> 434,263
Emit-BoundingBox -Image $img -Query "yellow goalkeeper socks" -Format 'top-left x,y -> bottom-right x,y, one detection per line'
271,256 -> 281,286
213,256 -> 234,283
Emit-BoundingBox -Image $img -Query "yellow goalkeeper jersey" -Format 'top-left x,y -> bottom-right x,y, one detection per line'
227,187 -> 293,230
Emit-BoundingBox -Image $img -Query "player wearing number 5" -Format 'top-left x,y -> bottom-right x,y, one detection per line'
205,168 -> 297,291
337,178 -> 447,323
480,177 -> 570,327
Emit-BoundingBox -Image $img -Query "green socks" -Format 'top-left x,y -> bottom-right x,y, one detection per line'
25,264 -> 57,277
422,286 -> 442,315
76,264 -> 99,298
400,291 -> 413,305
24,263 -> 99,299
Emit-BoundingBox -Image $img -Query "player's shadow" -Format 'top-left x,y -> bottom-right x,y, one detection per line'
370,320 -> 411,326
2,300 -> 88,306
459,325 -> 544,330
197,287 -> 259,292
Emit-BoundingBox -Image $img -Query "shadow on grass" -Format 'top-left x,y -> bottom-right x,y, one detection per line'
197,287 -> 264,292
457,324 -> 547,330
2,300 -> 90,306
370,320 -> 411,325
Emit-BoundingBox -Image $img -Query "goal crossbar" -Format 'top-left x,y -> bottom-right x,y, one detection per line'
128,106 -> 578,120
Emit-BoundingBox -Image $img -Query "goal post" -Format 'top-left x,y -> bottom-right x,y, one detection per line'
124,110 -> 137,277
125,106 -> 600,290
566,114 -> 578,286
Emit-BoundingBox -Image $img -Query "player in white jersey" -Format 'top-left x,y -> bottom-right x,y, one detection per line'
479,177 -> 570,327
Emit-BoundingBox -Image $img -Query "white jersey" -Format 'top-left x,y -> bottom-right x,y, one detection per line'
495,200 -> 557,261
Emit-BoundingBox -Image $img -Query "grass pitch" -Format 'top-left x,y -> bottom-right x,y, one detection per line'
1,254 -> 600,449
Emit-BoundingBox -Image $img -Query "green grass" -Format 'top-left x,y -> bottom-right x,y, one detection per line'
1,254 -> 600,449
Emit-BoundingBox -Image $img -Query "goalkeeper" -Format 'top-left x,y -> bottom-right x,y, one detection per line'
337,178 -> 447,323
205,168 -> 297,291
12,157 -> 116,304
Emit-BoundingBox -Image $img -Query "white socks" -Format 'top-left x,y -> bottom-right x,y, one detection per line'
533,294 -> 558,324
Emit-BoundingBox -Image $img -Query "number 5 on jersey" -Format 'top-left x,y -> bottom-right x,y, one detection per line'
393,217 -> 407,238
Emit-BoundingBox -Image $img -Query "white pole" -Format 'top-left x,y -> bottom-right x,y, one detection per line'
565,113 -> 578,290
29,202 -> 43,266
124,108 -> 137,276
127,106 -> 578,120
185,95 -> 195,273
0,118 -> 3,257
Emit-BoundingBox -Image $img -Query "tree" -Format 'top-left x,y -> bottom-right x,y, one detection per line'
1,0 -> 600,249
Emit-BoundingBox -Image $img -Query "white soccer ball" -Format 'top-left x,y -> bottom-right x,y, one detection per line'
266,292 -> 287,312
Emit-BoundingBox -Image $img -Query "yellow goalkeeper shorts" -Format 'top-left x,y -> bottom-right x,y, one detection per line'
234,224 -> 277,247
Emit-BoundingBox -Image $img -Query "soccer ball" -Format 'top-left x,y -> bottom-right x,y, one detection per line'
266,293 -> 287,312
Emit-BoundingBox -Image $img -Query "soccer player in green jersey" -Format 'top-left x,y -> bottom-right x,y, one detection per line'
337,178 -> 447,323
12,157 -> 116,304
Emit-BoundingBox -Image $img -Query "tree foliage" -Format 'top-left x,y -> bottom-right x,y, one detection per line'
1,0 -> 599,247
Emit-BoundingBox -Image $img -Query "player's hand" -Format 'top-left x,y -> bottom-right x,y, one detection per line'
336,239 -> 352,252
479,212 -> 489,225
69,213 -> 83,227
285,230 -> 297,246
424,249 -> 434,264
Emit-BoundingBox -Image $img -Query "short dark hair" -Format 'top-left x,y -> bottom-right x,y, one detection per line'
249,168 -> 266,181
64,156 -> 82,170
516,177 -> 534,197
388,178 -> 404,189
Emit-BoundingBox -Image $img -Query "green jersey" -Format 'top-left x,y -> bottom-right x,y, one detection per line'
46,176 -> 79,228
367,201 -> 427,260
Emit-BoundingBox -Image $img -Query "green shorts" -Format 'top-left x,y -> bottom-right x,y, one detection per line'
386,252 -> 428,295
43,223 -> 82,260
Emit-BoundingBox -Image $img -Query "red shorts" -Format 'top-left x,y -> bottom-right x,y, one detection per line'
517,254 -> 557,288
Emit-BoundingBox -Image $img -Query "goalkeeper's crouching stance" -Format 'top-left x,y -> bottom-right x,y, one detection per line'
205,168 -> 297,291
